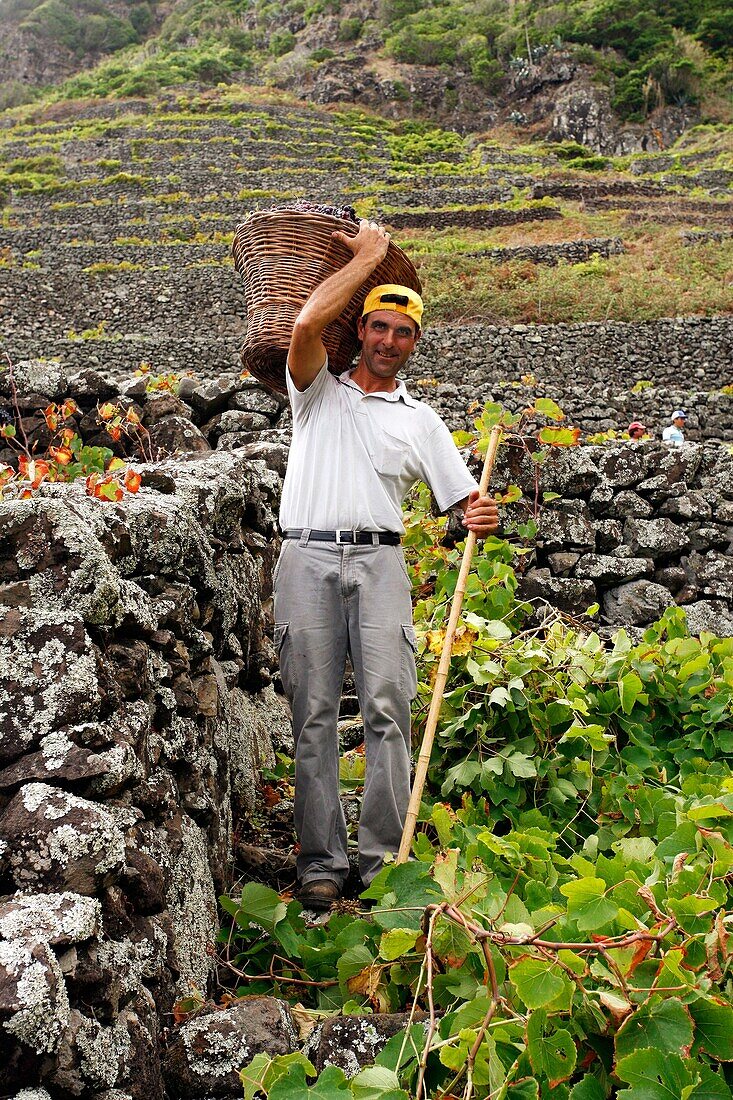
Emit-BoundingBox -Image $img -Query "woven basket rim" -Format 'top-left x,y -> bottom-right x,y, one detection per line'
232,208 -> 422,392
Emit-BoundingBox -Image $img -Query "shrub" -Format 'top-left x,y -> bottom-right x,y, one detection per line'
337,16 -> 362,41
120,72 -> 160,96
387,26 -> 458,66
564,154 -> 609,170
190,55 -> 232,83
470,52 -> 504,92
379,0 -> 421,21
129,2 -> 153,36
611,68 -> 648,119
269,30 -> 296,56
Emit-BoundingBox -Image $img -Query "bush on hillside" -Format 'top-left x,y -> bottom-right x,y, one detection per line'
20,0 -> 145,57
270,30 -> 296,56
338,16 -> 362,41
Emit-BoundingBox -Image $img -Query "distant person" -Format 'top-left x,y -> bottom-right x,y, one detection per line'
627,421 -> 648,441
662,410 -> 686,447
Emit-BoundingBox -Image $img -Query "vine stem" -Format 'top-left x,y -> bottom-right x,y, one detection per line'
218,954 -> 338,989
417,899 -> 678,1097
394,951 -> 428,1078
415,906 -> 442,1099
3,352 -> 32,456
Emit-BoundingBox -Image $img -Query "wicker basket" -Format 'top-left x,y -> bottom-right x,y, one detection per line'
231,210 -> 422,394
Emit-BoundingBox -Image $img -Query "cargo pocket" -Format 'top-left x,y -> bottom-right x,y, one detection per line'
274,622 -> 289,653
401,623 -> 418,700
392,545 -> 411,584
272,540 -> 290,589
274,621 -> 292,698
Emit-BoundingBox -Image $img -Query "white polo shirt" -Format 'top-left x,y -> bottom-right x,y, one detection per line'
662,424 -> 685,446
279,359 -> 478,534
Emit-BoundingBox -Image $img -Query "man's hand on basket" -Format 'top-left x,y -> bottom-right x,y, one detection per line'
461,491 -> 500,538
333,219 -> 390,266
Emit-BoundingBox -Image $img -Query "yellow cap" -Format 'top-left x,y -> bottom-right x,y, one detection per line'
362,284 -> 423,329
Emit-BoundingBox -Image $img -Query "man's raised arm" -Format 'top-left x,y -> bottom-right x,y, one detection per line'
288,220 -> 390,392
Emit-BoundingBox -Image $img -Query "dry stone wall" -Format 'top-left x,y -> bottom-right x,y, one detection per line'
488,440 -> 733,636
403,315 -> 733,443
0,397 -> 292,1095
3,307 -> 731,442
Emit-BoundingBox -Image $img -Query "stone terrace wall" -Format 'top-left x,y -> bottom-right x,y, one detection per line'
0,443 -> 291,1097
407,315 -> 731,400
3,308 -> 731,441
489,440 -> 733,636
3,360 -> 730,640
404,315 -> 733,442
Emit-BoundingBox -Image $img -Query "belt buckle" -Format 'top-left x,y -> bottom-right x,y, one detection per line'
335,529 -> 354,544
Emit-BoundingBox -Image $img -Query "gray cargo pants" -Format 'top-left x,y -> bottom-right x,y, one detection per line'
273,534 -> 417,887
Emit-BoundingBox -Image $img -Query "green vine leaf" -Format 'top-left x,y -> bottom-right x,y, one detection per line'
509,956 -> 568,1009
616,1048 -> 699,1100
560,876 -> 619,931
378,929 -> 419,961
569,1076 -> 606,1099
689,997 -> 733,1061
526,1009 -> 577,1086
268,1064 -> 350,1099
615,998 -> 694,1060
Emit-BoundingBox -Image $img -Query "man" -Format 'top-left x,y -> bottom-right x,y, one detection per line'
274,219 -> 499,911
662,409 -> 686,446
627,421 -> 648,441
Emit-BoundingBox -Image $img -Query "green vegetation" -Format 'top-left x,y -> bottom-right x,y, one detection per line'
82,260 -> 143,272
402,222 -> 733,325
338,16 -> 362,41
2,0 -> 151,56
0,153 -> 66,195
377,0 -> 731,118
2,0 -> 729,120
0,0 -> 160,104
380,0 -> 730,119
218,440 -> 733,1098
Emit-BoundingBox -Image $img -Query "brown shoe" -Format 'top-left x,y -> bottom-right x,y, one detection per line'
298,879 -> 341,912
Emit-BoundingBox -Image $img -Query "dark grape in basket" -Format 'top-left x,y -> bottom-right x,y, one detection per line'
266,200 -> 358,222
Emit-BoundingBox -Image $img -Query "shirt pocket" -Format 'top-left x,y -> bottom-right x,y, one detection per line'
370,426 -> 412,479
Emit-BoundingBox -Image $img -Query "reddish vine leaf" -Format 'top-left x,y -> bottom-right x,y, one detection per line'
627,938 -> 655,976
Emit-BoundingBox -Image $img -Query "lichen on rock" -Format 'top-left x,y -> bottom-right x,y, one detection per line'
0,938 -> 70,1054
0,783 -> 126,894
0,607 -> 100,763
0,893 -> 101,945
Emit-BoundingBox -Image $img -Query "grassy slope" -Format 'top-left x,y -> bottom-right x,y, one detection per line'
1,0 -> 730,127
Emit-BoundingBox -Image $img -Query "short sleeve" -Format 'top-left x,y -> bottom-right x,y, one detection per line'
419,420 -> 478,513
286,356 -> 332,423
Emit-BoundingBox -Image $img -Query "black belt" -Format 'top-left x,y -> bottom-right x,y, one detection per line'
283,529 -> 401,545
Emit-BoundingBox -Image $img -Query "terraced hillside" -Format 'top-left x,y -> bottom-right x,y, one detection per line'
1,87 -> 732,437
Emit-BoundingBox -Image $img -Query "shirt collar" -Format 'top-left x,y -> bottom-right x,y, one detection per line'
338,370 -> 418,407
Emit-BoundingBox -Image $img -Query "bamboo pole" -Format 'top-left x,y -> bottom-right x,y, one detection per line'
397,424 -> 503,864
